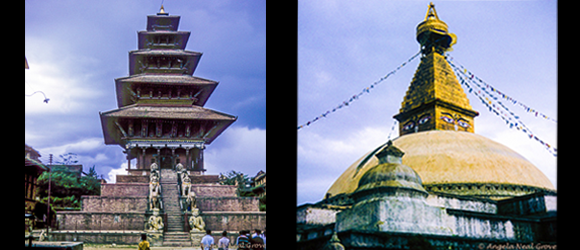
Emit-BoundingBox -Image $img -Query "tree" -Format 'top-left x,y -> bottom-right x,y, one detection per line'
219,170 -> 250,186
219,170 -> 251,196
87,165 -> 98,178
259,195 -> 266,211
36,167 -> 101,210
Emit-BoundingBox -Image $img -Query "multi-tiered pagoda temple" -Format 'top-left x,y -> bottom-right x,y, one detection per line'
51,7 -> 264,247
100,7 -> 236,175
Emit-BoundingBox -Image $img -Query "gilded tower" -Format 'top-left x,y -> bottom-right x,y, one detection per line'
326,3 -> 554,200
394,3 -> 478,136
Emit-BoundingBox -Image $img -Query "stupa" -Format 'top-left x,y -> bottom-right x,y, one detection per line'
297,3 -> 556,249
325,3 -> 554,201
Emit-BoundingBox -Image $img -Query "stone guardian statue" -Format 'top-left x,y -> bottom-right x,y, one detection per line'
147,210 -> 164,232
182,174 -> 197,210
149,175 -> 161,210
189,208 -> 205,232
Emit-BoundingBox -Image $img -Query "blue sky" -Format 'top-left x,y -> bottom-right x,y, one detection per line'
298,1 -> 557,205
25,0 -> 266,182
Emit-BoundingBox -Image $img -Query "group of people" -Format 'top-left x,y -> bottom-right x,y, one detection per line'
201,229 -> 266,250
139,229 -> 266,250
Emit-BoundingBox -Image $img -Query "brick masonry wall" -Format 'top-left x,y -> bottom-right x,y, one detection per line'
116,175 -> 149,183
197,197 -> 260,212
192,184 -> 237,197
100,183 -> 149,197
56,212 -> 146,231
82,196 -> 148,212
201,211 -> 266,232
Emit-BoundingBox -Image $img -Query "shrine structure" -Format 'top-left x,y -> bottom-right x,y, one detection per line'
297,3 -> 555,249
51,7 -> 265,247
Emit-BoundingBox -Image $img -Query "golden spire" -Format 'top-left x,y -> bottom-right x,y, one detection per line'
393,3 -> 478,136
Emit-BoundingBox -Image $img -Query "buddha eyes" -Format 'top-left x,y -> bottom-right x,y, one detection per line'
403,115 -> 432,131
403,122 -> 415,131
441,116 -> 454,124
418,115 -> 431,124
404,114 -> 470,131
440,114 -> 470,128
457,120 -> 470,128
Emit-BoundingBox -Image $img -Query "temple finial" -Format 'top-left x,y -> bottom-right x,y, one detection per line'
425,2 -> 439,20
157,4 -> 169,16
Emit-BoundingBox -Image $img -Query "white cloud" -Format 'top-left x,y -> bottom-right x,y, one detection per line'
107,163 -> 129,183
29,137 -> 127,183
477,115 -> 557,188
37,137 -> 104,157
204,126 -> 266,177
24,53 -> 102,115
298,125 -> 391,204
37,138 -> 104,155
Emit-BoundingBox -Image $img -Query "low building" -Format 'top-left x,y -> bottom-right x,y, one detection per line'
251,170 -> 266,197
25,144 -> 48,213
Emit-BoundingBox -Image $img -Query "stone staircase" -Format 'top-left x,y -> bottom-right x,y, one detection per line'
160,169 -> 192,247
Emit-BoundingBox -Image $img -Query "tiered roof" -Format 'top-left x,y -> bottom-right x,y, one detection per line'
100,7 -> 236,149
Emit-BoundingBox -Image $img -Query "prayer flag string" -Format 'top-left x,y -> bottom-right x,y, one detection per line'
447,57 -> 556,157
387,119 -> 399,140
297,51 -> 421,130
446,56 -> 556,123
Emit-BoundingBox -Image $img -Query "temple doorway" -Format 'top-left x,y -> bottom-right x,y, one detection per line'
159,148 -> 174,169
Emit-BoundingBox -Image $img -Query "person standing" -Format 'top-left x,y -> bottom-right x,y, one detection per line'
201,229 -> 215,250
138,234 -> 150,250
251,229 -> 264,250
237,230 -> 251,250
262,230 -> 266,250
218,231 -> 230,250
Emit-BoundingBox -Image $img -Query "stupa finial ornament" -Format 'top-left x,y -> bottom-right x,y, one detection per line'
416,2 -> 456,54
424,2 -> 439,20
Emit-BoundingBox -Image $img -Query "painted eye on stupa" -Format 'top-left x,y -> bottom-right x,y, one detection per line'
457,120 -> 470,128
403,122 -> 415,131
418,115 -> 431,124
441,116 -> 454,124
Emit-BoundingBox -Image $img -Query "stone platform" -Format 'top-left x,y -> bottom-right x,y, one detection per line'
24,241 -> 83,250
50,230 -> 143,245
53,169 -> 265,246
